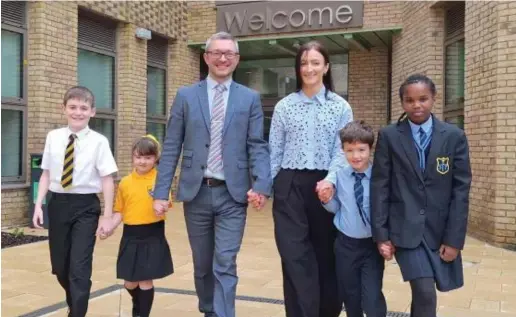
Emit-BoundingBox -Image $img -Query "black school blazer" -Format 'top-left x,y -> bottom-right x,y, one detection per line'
370,115 -> 472,250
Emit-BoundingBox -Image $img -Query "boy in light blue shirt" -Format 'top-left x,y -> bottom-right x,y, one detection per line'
318,120 -> 388,317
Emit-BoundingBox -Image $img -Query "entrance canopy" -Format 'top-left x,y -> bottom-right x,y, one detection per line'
189,27 -> 401,59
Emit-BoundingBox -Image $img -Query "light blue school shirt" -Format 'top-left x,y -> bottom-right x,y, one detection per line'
323,164 -> 373,239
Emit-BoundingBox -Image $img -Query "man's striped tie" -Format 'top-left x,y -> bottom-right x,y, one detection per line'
61,134 -> 77,189
207,84 -> 226,173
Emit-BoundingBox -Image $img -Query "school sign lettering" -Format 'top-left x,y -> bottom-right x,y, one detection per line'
216,1 -> 364,36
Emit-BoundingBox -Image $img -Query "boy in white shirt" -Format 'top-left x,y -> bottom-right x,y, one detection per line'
33,86 -> 118,317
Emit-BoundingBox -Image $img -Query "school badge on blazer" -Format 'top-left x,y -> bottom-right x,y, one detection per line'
436,157 -> 450,175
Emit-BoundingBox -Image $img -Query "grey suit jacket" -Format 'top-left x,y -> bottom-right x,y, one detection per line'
154,79 -> 272,204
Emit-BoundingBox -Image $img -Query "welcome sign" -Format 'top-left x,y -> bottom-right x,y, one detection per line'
216,1 -> 364,37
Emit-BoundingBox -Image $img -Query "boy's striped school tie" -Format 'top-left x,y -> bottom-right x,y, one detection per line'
353,172 -> 370,227
61,134 -> 77,189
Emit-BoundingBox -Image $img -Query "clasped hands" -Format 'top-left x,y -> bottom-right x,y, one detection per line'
316,180 -> 335,204
247,190 -> 267,210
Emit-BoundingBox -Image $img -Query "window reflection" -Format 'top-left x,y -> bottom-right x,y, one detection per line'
235,54 -> 348,99
234,54 -> 349,140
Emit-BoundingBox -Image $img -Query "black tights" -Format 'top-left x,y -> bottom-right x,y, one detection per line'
409,278 -> 437,317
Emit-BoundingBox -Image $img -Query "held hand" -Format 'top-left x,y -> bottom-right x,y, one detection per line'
318,187 -> 334,204
96,216 -> 114,239
247,190 -> 266,210
33,205 -> 44,229
153,200 -> 169,217
439,244 -> 459,262
316,180 -> 334,203
377,241 -> 396,261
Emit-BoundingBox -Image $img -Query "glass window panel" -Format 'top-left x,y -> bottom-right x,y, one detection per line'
445,39 -> 465,110
1,109 -> 23,177
78,49 -> 114,110
445,115 -> 464,130
235,54 -> 348,99
235,54 -> 348,139
90,118 -> 114,151
146,122 -> 166,145
263,109 -> 274,142
332,63 -> 348,97
147,66 -> 166,116
1,29 -> 23,98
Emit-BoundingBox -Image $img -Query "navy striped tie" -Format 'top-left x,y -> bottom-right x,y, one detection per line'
353,172 -> 370,227
418,127 -> 429,170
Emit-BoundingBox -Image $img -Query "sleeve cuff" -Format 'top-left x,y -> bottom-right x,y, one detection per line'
373,229 -> 389,243
322,197 -> 339,214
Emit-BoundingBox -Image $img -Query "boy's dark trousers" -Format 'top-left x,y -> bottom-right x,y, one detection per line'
47,192 -> 101,317
334,232 -> 387,317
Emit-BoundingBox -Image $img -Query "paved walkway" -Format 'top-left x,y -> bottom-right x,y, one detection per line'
2,201 -> 516,317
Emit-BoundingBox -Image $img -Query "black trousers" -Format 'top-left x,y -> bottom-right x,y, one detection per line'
48,192 -> 101,317
272,169 -> 341,317
334,232 -> 387,317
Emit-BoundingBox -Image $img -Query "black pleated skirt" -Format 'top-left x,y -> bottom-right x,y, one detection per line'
116,220 -> 174,282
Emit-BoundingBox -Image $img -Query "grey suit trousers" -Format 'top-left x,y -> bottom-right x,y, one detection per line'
183,183 -> 247,317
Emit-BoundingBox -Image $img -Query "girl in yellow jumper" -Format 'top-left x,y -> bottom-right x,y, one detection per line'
103,135 -> 173,317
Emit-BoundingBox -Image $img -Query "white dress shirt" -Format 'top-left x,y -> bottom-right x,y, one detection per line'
205,75 -> 232,180
41,126 -> 118,194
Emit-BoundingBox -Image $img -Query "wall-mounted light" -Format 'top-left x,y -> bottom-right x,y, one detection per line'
135,27 -> 152,40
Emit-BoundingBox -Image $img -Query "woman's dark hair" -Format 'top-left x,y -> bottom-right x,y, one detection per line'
397,73 -> 437,123
295,41 -> 334,97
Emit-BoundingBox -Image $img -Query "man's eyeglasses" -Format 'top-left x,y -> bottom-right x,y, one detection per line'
206,51 -> 239,60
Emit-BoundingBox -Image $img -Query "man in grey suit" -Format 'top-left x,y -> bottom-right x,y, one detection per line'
153,32 -> 271,317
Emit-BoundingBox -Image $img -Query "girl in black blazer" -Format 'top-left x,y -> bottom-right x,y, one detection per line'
371,74 -> 472,317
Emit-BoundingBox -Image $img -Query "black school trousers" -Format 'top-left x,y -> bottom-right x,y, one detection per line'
47,191 -> 100,317
334,232 -> 387,317
272,169 -> 341,317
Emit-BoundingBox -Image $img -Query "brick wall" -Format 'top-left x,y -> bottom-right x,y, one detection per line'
188,1 -> 217,43
77,1 -> 187,39
116,23 -> 148,176
1,190 -> 30,227
465,1 -> 516,247
348,47 -> 389,135
391,2 -> 445,122
363,1 -> 403,29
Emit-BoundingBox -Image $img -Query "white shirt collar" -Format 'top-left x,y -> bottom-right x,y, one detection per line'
67,125 -> 90,140
408,115 -> 433,135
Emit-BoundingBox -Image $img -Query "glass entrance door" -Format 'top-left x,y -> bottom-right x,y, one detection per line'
234,54 -> 349,141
